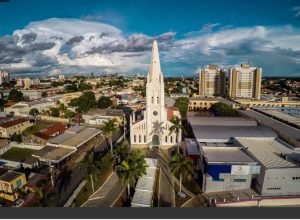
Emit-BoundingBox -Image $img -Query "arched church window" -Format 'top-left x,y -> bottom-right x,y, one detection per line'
134,135 -> 136,143
139,135 -> 141,143
170,136 -> 173,143
151,97 -> 154,104
157,97 -> 159,104
165,136 -> 168,143
144,135 -> 146,143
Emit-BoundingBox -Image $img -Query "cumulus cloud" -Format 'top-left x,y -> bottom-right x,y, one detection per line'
292,6 -> 300,17
0,18 -> 300,77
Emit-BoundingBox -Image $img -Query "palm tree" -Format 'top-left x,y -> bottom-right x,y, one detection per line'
57,166 -> 72,197
150,121 -> 166,149
115,160 -> 136,197
169,116 -> 183,154
169,154 -> 193,195
80,153 -> 100,193
101,118 -> 119,155
115,149 -> 148,198
113,140 -> 129,164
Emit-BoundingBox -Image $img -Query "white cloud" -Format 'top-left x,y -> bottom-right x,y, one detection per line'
1,18 -> 300,76
292,6 -> 300,17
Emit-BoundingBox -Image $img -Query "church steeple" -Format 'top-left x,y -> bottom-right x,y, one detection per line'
149,40 -> 162,81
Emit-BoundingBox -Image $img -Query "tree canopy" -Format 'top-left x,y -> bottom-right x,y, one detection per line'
174,97 -> 189,119
210,102 -> 239,117
29,108 -> 39,116
97,96 -> 113,109
69,91 -> 97,112
8,89 -> 24,102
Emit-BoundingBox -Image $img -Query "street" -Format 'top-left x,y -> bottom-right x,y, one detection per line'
82,172 -> 125,207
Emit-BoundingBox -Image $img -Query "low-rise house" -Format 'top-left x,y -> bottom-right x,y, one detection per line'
0,171 -> 27,202
30,124 -> 66,145
82,109 -> 125,126
0,139 -> 9,155
4,99 -> 55,117
0,117 -> 31,138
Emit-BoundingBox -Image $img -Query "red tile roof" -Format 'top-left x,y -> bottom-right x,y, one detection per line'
0,117 -> 29,128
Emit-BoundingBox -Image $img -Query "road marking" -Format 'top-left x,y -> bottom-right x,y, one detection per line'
88,196 -> 104,201
89,172 -> 114,199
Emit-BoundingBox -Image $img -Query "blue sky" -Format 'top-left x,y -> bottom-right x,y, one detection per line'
0,0 -> 300,77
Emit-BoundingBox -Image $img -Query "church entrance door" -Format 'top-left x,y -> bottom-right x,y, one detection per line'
152,135 -> 160,147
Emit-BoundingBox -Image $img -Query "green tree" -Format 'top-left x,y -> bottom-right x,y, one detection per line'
41,91 -> 47,97
69,91 -> 96,112
113,140 -> 129,164
210,102 -> 239,117
64,109 -> 75,119
10,133 -> 22,143
101,118 -> 119,155
116,149 -> 147,197
78,82 -> 92,91
169,116 -> 183,154
29,108 -> 39,116
8,89 -> 24,102
97,96 -> 113,109
80,153 -> 100,193
50,107 -> 60,117
174,97 -> 189,119
56,166 -> 72,197
169,154 -> 193,195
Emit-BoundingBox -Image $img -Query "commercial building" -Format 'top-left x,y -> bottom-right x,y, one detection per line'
199,65 -> 226,97
46,125 -> 101,149
234,137 -> 300,196
0,117 -> 31,138
229,64 -> 262,100
4,99 -> 56,117
82,109 -> 125,126
199,144 -> 260,193
0,71 -> 9,85
0,171 -> 27,202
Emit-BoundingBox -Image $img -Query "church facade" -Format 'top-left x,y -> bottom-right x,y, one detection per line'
130,40 -> 181,149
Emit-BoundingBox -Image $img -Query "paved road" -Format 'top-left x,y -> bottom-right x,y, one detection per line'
82,172 -> 124,207
239,109 -> 300,148
55,132 -> 121,207
150,149 -> 175,207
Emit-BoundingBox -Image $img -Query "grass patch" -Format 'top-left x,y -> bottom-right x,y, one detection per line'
22,124 -> 46,136
71,167 -> 113,207
0,147 -> 36,162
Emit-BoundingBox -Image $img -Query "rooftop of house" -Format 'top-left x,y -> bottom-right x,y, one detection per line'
83,108 -> 125,117
0,117 -> 29,129
0,171 -> 24,182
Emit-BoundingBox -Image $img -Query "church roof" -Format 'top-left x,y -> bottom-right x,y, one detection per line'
149,40 -> 162,82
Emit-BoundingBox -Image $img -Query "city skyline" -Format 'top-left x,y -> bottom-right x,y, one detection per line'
0,0 -> 300,77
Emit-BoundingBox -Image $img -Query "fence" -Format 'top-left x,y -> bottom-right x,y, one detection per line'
0,142 -> 44,156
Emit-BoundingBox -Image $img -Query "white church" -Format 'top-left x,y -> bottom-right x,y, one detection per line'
130,40 -> 181,149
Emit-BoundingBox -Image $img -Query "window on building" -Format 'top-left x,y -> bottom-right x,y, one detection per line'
234,179 -> 247,183
267,188 -> 281,190
151,97 -> 154,104
157,97 -> 159,104
170,136 -> 173,143
144,135 -> 146,143
139,135 -> 141,143
165,136 -> 168,143
134,135 -> 136,143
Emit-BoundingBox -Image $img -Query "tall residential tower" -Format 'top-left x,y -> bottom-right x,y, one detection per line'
199,65 -> 226,97
229,64 -> 262,100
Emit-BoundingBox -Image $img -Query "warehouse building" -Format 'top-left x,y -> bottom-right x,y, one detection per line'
234,137 -> 300,196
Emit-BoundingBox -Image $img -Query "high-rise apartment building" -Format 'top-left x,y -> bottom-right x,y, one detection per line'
0,71 -> 10,85
199,65 -> 226,97
229,64 -> 262,100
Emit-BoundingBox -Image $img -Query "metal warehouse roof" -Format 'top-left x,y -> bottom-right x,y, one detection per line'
201,146 -> 257,164
188,116 -> 257,127
47,126 -> 100,149
193,126 -> 277,142
135,177 -> 155,192
235,138 -> 300,168
260,110 -> 300,127
131,190 -> 153,207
